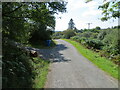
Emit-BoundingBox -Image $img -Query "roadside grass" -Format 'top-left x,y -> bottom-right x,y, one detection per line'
25,40 -> 56,88
32,57 -> 50,88
63,39 -> 118,79
27,40 -> 56,49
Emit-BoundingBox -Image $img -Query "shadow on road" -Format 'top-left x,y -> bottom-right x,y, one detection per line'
51,44 -> 71,63
26,43 -> 71,63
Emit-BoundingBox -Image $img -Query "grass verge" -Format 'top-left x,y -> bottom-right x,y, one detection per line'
63,39 -> 118,79
32,57 -> 50,88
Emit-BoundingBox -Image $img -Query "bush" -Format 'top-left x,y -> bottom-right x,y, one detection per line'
84,39 -> 104,49
97,30 -> 106,40
71,36 -> 87,43
77,31 -> 99,39
91,32 -> 98,38
52,32 -> 64,39
71,36 -> 103,50
3,40 -> 35,88
70,36 -> 80,41
70,29 -> 119,65
63,29 -> 76,39
99,29 -> 119,54
102,45 -> 119,55
77,32 -> 92,38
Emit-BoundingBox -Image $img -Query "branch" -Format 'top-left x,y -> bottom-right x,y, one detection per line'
85,0 -> 92,3
3,4 -> 23,16
3,14 -> 32,19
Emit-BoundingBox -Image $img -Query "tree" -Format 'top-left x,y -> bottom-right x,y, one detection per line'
68,18 -> 75,30
63,29 -> 76,39
113,25 -> 120,29
2,2 -> 67,43
85,0 -> 120,21
2,2 -> 67,88
74,27 -> 78,33
95,26 -> 101,30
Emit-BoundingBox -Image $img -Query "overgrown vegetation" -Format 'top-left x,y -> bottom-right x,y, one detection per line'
2,2 -> 67,88
3,41 -> 50,88
52,29 -> 76,39
3,41 -> 33,88
32,57 -> 50,88
71,29 -> 120,65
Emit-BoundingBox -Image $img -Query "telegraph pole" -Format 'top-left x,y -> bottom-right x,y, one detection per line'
86,23 -> 92,29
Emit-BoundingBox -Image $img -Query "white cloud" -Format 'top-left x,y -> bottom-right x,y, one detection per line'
81,0 -> 102,17
54,0 -> 118,31
55,16 -> 69,31
82,8 -> 102,16
75,20 -> 87,29
67,0 -> 100,11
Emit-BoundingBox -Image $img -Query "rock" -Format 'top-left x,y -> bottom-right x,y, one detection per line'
29,50 -> 38,57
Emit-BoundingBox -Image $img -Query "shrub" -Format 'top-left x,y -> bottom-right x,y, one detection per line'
3,40 -> 35,88
63,29 -> 76,39
100,29 -> 119,55
102,45 -> 119,55
77,31 -> 99,39
70,29 -> 119,65
97,30 -> 106,40
77,32 -> 92,38
70,36 -> 80,41
52,32 -> 64,39
71,36 -> 87,43
81,39 -> 104,50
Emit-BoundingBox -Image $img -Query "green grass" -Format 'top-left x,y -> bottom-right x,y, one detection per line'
32,57 -> 50,88
63,39 -> 118,79
26,40 -> 56,88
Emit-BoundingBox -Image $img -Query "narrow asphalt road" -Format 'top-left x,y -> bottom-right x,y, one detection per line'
44,39 -> 118,88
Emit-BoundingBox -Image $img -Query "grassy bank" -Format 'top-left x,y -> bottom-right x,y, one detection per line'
32,57 -> 50,88
63,39 -> 118,79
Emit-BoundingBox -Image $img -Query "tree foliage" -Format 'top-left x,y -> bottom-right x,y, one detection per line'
99,1 -> 120,21
3,2 -> 67,43
68,18 -> 75,30
2,2 -> 67,88
95,26 -> 101,30
85,0 -> 120,21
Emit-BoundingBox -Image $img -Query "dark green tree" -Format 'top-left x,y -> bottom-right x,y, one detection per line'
3,2 -> 67,43
68,18 -> 75,30
95,26 -> 101,30
2,2 -> 67,88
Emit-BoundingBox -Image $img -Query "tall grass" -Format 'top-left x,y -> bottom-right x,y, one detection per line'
32,57 -> 50,88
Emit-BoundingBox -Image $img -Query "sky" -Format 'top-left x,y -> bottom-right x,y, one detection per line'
54,0 -> 118,31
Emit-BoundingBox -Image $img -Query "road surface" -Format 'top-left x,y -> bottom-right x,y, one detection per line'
44,39 -> 118,88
